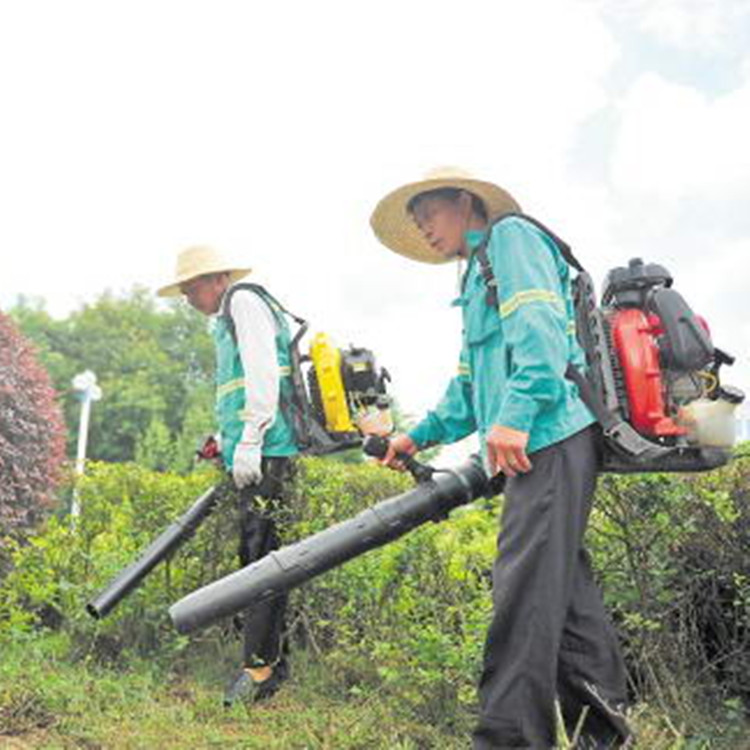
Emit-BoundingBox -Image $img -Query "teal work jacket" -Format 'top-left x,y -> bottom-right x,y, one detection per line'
213,285 -> 299,467
408,216 -> 595,463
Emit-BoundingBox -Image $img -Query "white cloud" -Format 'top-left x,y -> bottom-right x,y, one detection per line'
603,0 -> 750,53
0,0 -> 620,418
3,0 -> 746,425
594,62 -> 750,395
611,72 -> 750,199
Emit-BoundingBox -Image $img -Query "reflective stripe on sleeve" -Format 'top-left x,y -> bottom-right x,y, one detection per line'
216,378 -> 245,400
498,289 -> 564,319
217,367 -> 291,401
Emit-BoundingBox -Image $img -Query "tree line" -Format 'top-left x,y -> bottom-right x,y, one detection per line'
9,287 -> 216,474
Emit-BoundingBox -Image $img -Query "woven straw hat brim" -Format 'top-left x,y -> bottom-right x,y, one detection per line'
157,267 -> 251,298
157,244 -> 252,297
370,176 -> 520,264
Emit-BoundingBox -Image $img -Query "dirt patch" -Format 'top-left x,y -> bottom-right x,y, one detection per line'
0,730 -> 52,749
0,688 -> 56,736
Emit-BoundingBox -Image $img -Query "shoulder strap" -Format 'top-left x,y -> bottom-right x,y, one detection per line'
564,363 -> 618,433
220,282 -> 306,341
474,212 -> 585,308
220,282 -> 314,450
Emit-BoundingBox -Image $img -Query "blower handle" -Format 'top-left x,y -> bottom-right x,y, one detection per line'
362,435 -> 435,484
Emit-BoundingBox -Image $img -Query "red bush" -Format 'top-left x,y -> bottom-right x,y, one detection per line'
0,311 -> 66,534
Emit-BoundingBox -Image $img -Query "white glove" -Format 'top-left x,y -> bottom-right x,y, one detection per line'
232,442 -> 262,488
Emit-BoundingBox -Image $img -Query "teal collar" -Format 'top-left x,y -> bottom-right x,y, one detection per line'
465,229 -> 485,251
451,230 -> 486,303
462,229 -> 486,275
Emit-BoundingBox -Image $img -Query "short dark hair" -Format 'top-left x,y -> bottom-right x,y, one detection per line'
407,188 -> 488,221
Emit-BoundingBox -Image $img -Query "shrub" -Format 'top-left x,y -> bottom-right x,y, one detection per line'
285,459 -> 497,724
0,461 -> 232,661
0,457 -> 495,731
589,448 -> 750,711
3,449 -> 750,733
0,311 -> 66,538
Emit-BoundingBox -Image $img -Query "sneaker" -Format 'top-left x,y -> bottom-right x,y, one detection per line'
223,670 -> 253,708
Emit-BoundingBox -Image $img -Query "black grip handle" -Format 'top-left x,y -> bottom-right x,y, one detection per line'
362,435 -> 390,460
362,435 -> 434,483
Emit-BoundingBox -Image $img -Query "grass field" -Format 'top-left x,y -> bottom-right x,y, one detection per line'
3,634 -> 750,749
0,633 -> 474,750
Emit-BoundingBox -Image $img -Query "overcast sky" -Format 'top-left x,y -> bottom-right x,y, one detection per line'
2,0 -> 749,453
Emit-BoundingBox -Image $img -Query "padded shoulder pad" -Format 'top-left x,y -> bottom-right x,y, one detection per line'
220,282 -> 267,318
486,213 -> 583,273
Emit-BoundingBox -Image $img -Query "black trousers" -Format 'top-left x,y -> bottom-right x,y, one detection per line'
473,427 -> 631,749
236,456 -> 293,668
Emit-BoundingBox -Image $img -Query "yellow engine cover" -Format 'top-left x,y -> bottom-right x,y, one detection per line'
309,332 -> 355,433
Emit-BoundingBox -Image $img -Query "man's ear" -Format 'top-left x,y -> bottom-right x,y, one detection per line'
458,190 -> 474,219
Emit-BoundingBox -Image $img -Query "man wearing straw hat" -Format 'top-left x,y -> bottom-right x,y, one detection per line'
371,169 -> 631,748
158,245 -> 298,705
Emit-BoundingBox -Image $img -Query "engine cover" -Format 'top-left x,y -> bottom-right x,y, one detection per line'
610,308 -> 687,438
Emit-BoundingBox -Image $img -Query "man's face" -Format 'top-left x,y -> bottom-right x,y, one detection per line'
410,194 -> 470,260
180,273 -> 227,315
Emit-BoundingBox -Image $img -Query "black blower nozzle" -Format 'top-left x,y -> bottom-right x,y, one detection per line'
169,455 -> 500,635
86,486 -> 221,619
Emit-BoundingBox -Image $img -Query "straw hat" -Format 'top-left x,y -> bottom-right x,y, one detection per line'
157,245 -> 252,297
370,167 -> 520,264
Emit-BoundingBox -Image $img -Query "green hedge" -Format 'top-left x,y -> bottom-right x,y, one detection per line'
2,448 -> 749,726
0,463 -> 230,660
588,448 -> 750,708
286,459 -> 496,722
0,460 -> 494,711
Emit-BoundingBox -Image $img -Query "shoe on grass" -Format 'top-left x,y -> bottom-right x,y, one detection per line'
223,670 -> 253,707
222,661 -> 289,707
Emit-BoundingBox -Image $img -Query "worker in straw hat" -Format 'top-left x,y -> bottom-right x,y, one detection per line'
371,168 -> 631,748
158,245 -> 299,705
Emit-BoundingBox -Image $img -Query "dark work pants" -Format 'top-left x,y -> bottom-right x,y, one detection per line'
473,427 -> 631,750
237,456 -> 293,668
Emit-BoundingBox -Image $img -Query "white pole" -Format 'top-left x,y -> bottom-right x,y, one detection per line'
70,393 -> 92,517
75,392 -> 92,476
71,370 -> 102,517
